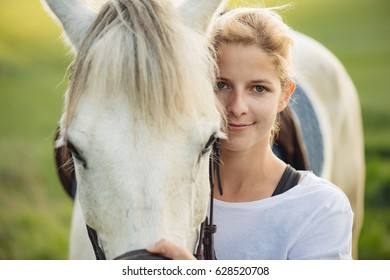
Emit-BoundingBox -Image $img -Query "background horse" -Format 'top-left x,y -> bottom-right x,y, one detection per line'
290,31 -> 365,258
43,0 -> 364,259
43,0 -> 227,259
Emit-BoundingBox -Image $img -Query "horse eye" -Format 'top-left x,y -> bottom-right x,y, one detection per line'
201,135 -> 217,156
67,142 -> 87,168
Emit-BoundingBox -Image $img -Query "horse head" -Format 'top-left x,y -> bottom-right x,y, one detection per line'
44,0 -> 227,259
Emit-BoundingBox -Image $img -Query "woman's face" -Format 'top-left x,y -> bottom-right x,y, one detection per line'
216,43 -> 293,153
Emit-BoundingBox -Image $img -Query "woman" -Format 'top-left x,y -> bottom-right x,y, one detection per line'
147,7 -> 353,260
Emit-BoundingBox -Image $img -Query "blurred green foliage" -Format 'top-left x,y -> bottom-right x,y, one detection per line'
0,0 -> 389,259
0,0 -> 71,259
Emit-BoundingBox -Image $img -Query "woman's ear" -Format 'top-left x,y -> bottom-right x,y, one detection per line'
278,79 -> 296,112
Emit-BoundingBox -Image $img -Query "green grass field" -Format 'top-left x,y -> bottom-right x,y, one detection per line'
1,0 -> 389,259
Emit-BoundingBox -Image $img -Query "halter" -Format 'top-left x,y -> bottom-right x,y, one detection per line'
86,139 -> 223,260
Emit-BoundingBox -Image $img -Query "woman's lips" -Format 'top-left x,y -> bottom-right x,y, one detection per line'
228,123 -> 253,131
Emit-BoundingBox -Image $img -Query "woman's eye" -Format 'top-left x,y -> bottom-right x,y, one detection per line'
254,85 -> 266,93
216,81 -> 227,90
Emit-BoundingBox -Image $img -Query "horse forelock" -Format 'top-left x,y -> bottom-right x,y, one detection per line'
63,0 -> 220,132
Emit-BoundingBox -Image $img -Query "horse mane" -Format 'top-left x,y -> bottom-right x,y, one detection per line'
62,0 -> 220,131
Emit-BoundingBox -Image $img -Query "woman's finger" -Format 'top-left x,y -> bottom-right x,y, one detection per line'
146,239 -> 196,260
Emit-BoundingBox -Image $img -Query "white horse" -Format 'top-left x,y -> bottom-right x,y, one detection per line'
43,0 -> 365,259
44,0 -> 227,259
290,32 -> 365,258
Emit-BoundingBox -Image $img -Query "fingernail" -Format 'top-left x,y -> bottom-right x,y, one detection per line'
146,243 -> 156,251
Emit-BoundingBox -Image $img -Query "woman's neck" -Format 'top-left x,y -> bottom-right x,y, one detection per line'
215,143 -> 286,202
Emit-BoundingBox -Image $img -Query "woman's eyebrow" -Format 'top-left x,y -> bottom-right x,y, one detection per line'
250,79 -> 273,85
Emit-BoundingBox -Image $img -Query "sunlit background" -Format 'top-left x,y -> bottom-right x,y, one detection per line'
1,0 -> 389,259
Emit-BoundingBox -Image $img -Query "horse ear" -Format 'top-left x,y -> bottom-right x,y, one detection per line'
42,0 -> 97,53
177,0 -> 228,33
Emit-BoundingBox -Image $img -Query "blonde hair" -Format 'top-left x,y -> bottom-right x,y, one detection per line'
210,7 -> 294,90
210,7 -> 294,141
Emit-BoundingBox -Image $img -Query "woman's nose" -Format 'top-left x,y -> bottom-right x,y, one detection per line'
226,89 -> 249,117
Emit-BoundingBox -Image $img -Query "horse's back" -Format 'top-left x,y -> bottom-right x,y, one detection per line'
291,31 -> 365,258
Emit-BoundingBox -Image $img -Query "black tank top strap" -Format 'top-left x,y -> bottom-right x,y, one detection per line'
272,164 -> 301,197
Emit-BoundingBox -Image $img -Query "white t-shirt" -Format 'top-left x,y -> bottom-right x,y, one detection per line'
212,171 -> 353,260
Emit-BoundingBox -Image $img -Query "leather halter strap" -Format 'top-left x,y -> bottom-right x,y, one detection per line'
199,139 -> 222,260
115,249 -> 170,260
86,225 -> 106,260
86,139 -> 223,260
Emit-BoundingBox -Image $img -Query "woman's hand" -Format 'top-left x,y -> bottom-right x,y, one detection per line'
146,239 -> 196,260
